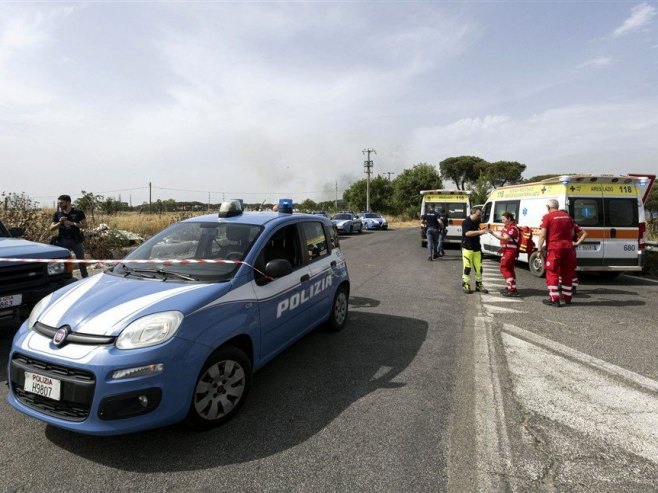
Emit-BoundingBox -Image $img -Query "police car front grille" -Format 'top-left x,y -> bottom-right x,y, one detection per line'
11,353 -> 95,422
33,322 -> 115,346
13,387 -> 90,421
12,353 -> 95,381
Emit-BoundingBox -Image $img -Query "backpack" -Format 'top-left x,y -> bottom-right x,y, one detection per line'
517,226 -> 535,255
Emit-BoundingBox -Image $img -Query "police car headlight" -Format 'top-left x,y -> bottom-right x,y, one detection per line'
27,293 -> 53,329
47,262 -> 66,276
116,311 -> 184,350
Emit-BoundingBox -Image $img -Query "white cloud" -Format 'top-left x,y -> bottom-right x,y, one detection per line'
409,103 -> 658,176
612,3 -> 657,38
577,56 -> 613,69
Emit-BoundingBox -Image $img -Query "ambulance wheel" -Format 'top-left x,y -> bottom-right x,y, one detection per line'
529,251 -> 545,277
186,346 -> 252,429
327,285 -> 349,332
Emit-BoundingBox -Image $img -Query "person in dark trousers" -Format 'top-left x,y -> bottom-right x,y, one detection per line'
50,194 -> 88,278
461,206 -> 490,293
536,199 -> 578,306
437,208 -> 448,257
489,211 -> 520,297
421,205 -> 443,261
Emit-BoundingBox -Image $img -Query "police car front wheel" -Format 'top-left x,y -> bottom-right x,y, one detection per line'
327,285 -> 349,332
186,346 -> 252,429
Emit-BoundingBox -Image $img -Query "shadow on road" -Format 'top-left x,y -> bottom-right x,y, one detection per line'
43,311 -> 427,471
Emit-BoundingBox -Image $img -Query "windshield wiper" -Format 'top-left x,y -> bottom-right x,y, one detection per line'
129,267 -> 198,281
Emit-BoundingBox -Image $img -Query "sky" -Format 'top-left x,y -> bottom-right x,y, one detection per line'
1,1 -> 657,207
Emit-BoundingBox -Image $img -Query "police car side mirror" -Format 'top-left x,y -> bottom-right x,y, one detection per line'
265,259 -> 293,278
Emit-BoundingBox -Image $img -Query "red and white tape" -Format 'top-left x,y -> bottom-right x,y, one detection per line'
0,257 -> 240,265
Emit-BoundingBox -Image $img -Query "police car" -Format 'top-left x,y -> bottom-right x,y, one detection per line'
7,199 -> 350,435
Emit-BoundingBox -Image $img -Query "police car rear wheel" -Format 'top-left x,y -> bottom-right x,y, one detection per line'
327,285 -> 349,332
186,346 -> 252,428
529,251 -> 545,277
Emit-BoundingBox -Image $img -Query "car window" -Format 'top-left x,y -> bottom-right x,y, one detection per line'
301,221 -> 329,261
492,200 -> 520,223
606,198 -> 637,227
254,224 -> 304,283
332,213 -> 352,220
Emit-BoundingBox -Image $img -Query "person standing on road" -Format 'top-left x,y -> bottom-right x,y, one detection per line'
536,199 -> 578,306
488,211 -> 520,297
421,205 -> 442,261
436,208 -> 449,257
461,206 -> 489,293
50,194 -> 88,278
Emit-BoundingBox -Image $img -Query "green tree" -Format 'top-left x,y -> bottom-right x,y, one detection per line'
468,174 -> 492,206
75,191 -> 103,222
481,161 -> 527,188
439,156 -> 487,190
342,175 -> 394,213
646,184 -> 658,216
391,163 -> 442,218
299,199 -> 318,212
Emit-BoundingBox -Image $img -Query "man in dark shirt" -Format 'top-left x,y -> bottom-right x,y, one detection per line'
437,208 -> 449,257
461,206 -> 490,293
50,194 -> 88,278
421,205 -> 442,261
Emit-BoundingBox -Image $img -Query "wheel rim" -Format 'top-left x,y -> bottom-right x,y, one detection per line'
334,291 -> 348,326
194,359 -> 246,420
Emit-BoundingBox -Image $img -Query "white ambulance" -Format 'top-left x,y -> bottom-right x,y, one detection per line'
419,190 -> 471,247
480,174 -> 656,278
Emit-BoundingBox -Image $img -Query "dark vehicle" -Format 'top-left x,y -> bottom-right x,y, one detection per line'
0,219 -> 73,323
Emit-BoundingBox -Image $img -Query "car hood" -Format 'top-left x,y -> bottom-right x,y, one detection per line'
332,219 -> 351,225
36,273 -> 227,336
0,238 -> 70,265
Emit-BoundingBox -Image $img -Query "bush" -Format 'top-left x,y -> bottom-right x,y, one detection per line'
642,249 -> 658,278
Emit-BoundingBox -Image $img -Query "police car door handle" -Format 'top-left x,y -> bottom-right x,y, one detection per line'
300,274 -> 310,283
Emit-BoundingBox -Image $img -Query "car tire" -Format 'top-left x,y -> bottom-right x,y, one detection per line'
347,225 -> 353,234
185,346 -> 252,429
528,251 -> 545,278
357,225 -> 362,233
327,284 -> 349,332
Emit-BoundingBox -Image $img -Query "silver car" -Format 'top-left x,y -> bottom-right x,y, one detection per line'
331,212 -> 363,234
359,212 -> 388,230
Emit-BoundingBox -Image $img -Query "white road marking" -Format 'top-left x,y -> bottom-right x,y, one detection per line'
483,305 -> 523,314
480,294 -> 523,303
473,313 -> 516,491
501,325 -> 658,464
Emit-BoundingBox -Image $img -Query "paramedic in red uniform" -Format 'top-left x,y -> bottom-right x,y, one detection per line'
489,211 -> 520,297
537,199 -> 578,307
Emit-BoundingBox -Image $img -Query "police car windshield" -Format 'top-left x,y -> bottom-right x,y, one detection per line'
111,221 -> 262,282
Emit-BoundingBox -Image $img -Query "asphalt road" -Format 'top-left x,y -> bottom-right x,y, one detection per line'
1,227 -> 657,492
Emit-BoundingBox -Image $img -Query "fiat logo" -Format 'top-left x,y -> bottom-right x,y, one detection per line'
53,327 -> 69,347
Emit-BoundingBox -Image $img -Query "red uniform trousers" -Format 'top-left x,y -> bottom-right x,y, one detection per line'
500,250 -> 518,292
545,247 -> 577,302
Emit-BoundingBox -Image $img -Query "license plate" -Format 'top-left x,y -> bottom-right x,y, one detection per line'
0,294 -> 22,309
24,371 -> 61,401
577,244 -> 598,251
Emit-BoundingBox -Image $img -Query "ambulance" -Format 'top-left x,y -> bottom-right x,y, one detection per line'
419,190 -> 471,247
480,174 -> 656,277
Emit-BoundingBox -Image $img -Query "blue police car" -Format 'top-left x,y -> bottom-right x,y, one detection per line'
8,199 -> 350,435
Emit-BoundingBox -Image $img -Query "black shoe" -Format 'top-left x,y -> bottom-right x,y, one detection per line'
475,283 -> 488,294
433,253 -> 439,259
542,299 -> 560,307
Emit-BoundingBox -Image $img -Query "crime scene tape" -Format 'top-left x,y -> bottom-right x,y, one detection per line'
1,257 -> 271,279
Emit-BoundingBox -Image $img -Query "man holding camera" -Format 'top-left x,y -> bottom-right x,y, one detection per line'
50,194 -> 88,278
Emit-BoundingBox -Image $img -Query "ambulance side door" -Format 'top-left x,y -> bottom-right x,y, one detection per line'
602,194 -> 639,266
569,196 -> 604,266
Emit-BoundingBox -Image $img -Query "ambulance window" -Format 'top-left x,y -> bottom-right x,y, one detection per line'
606,199 -> 637,227
571,198 -> 601,226
492,201 -> 519,223
301,221 -> 329,261
446,203 -> 467,219
482,203 -> 492,222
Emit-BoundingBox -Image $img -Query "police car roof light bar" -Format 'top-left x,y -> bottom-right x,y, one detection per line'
218,199 -> 243,218
278,198 -> 293,214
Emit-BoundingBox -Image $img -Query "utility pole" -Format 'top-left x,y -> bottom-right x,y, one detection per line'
362,148 -> 376,211
149,182 -> 152,214
335,181 -> 338,210
385,171 -> 395,181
